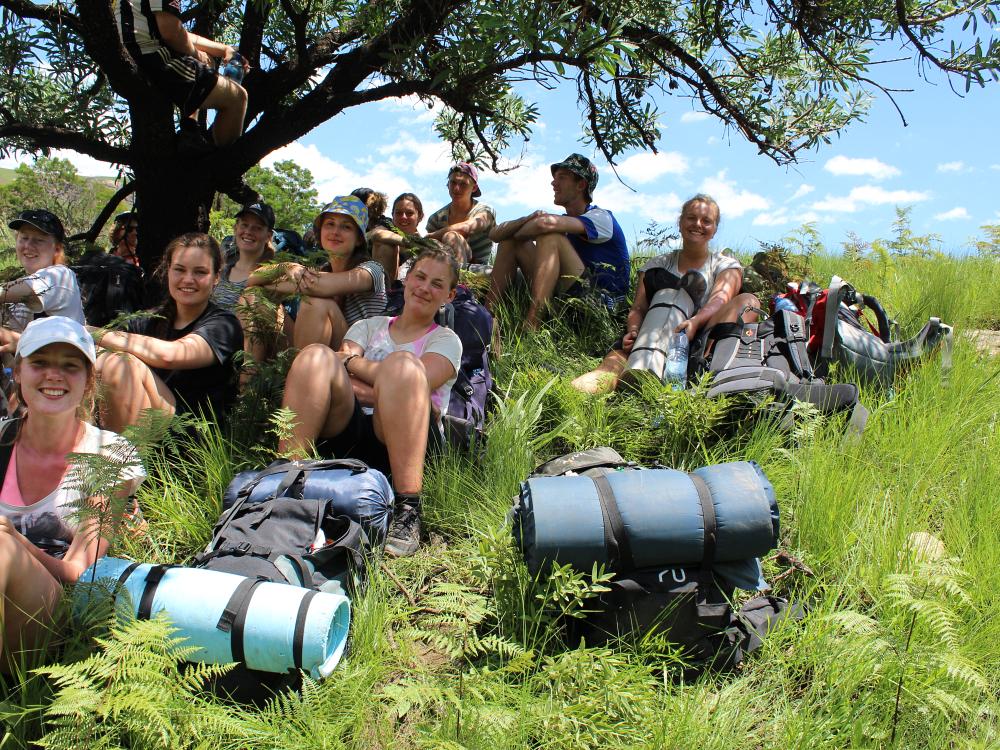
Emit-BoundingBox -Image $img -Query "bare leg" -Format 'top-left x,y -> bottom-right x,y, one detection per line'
440,230 -> 472,265
485,237 -> 532,311
571,348 -> 628,394
95,351 -> 176,433
293,296 -> 350,350
237,288 -> 285,368
371,352 -> 430,494
518,233 -> 586,329
0,525 -> 62,669
279,344 -> 356,458
199,76 -> 248,146
371,241 -> 400,289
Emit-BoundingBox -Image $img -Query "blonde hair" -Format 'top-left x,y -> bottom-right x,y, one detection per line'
13,350 -> 97,422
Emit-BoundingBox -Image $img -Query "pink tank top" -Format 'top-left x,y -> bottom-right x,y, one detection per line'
0,446 -> 27,507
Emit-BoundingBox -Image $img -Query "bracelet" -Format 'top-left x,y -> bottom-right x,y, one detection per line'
343,354 -> 359,374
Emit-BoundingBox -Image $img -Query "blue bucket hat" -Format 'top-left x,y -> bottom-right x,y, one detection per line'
314,196 -> 369,247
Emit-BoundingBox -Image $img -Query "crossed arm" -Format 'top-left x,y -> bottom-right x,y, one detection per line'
246,264 -> 374,298
339,341 -> 456,408
90,327 -> 217,370
489,211 -> 586,242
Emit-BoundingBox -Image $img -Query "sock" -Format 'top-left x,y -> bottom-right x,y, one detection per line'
395,492 -> 421,511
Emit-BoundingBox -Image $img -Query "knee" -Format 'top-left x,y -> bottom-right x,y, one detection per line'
374,351 -> 426,389
0,522 -> 23,565
96,350 -> 142,384
290,343 -> 339,374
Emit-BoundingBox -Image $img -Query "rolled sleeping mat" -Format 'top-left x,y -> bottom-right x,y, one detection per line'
511,461 -> 779,590
623,287 -> 696,383
224,459 -> 394,543
77,556 -> 350,679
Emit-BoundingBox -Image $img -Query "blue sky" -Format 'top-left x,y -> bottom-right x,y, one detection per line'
4,57 -> 996,255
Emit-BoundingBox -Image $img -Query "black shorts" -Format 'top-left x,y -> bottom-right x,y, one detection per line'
315,399 -> 443,477
138,48 -> 218,117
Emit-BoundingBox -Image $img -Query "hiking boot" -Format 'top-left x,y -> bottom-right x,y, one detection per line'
176,120 -> 215,157
384,503 -> 421,558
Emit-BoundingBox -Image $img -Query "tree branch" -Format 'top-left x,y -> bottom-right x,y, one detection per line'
0,0 -> 80,32
0,123 -> 128,164
67,180 -> 136,244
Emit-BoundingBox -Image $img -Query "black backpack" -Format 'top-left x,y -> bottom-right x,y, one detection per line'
529,448 -> 803,670
696,309 -> 869,435
71,251 -> 146,327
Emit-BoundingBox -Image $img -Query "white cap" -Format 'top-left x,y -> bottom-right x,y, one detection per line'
16,316 -> 96,365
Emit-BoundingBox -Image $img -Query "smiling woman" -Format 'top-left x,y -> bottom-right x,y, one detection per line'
0,210 -> 85,355
90,233 -> 243,432
279,244 -> 462,558
0,316 -> 144,668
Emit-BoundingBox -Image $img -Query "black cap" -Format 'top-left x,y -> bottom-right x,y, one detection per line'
9,209 -> 66,243
236,202 -> 275,230
114,211 -> 138,225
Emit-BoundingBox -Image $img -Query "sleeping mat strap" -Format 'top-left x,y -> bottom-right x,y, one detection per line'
688,473 -> 726,616
136,564 -> 177,620
217,577 -> 267,664
292,590 -> 319,670
590,474 -> 635,572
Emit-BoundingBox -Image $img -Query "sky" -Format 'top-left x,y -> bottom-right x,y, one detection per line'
3,51 -> 997,256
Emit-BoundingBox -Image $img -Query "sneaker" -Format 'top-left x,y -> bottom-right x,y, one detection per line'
384,504 -> 421,558
176,120 -> 215,157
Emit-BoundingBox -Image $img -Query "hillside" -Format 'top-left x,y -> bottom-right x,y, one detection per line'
2,250 -> 998,749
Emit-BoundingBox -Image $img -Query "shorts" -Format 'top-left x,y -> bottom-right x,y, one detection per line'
138,48 -> 218,117
562,270 -> 626,315
315,399 -> 443,477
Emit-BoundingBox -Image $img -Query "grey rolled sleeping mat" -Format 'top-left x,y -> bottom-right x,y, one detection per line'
623,286 -> 697,383
511,460 -> 779,592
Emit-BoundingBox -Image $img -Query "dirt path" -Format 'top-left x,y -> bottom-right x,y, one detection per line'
966,329 -> 1000,357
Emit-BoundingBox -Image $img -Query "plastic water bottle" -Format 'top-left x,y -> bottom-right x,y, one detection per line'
663,331 -> 689,390
221,53 -> 245,84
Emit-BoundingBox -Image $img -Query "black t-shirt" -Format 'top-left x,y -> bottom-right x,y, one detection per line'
131,303 -> 243,418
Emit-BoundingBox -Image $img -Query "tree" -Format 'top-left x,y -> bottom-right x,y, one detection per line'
0,157 -> 117,238
1,0 -> 997,270
244,160 -> 320,232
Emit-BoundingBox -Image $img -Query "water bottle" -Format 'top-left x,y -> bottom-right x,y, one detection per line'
663,331 -> 689,390
773,296 -> 798,313
221,53 -> 245,84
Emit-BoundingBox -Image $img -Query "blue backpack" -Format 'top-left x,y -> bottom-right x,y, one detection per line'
386,284 -> 494,449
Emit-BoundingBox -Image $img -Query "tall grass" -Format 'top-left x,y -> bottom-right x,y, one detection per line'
4,251 -> 999,748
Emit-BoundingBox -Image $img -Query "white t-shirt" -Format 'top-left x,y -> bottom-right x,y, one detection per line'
0,422 -> 146,556
345,315 -> 463,417
2,265 -> 86,332
639,251 -> 741,307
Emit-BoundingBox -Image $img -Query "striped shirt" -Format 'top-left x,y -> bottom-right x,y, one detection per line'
115,0 -> 181,58
340,259 -> 387,325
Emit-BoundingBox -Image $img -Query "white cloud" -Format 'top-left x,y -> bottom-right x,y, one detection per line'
991,164 -> 1000,171
615,151 -> 688,183
789,184 -> 815,201
706,136 -> 719,146
752,208 -> 826,227
376,94 -> 444,124
480,161 -> 555,212
933,207 -> 970,221
680,111 -> 710,124
810,185 -> 930,213
0,149 -> 114,177
824,155 -> 900,180
698,170 -> 769,218
936,161 -> 965,173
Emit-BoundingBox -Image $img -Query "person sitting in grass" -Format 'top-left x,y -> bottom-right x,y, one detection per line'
109,211 -> 141,268
369,192 -> 425,287
425,163 -> 496,267
91,233 -> 242,432
0,210 -> 85,348
247,196 -> 386,351
572,194 -> 758,394
485,153 -> 629,330
279,245 -> 462,558
0,316 -> 144,668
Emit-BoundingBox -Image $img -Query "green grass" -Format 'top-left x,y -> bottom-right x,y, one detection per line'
2,251 -> 999,749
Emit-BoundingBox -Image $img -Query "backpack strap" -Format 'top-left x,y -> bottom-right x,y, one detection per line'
821,278 -> 847,361
0,416 -> 21,482
689,473 -> 728,619
588,473 -> 635,572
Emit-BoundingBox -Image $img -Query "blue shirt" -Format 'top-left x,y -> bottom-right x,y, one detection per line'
567,205 -> 630,297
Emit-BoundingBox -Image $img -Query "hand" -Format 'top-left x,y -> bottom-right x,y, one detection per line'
622,328 -> 639,354
674,318 -> 698,338
297,268 -> 321,293
195,49 -> 211,66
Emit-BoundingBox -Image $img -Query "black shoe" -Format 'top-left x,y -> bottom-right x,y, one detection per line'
176,121 -> 215,157
384,504 -> 421,558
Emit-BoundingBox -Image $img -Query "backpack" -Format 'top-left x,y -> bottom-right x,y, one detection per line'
71,251 -> 146,327
386,284 -> 494,449
521,448 -> 799,670
776,276 -> 954,388
696,308 -> 869,434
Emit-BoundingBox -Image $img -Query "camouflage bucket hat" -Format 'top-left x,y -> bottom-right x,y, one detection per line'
315,196 -> 369,246
550,153 -> 598,198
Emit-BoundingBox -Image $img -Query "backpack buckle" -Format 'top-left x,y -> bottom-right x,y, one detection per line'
235,542 -> 252,554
